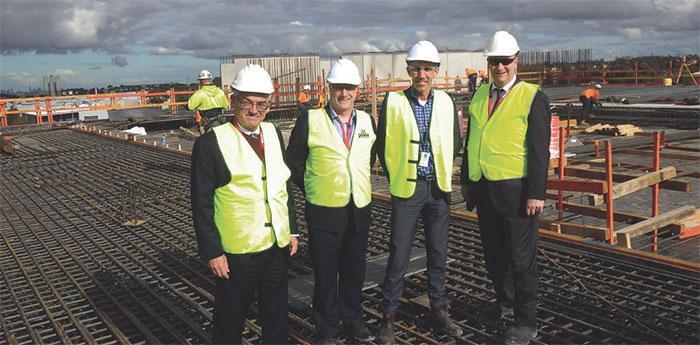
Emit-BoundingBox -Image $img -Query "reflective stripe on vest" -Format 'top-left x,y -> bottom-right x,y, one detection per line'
305,108 -> 376,208
467,81 -> 540,182
212,122 -> 291,254
383,90 -> 455,198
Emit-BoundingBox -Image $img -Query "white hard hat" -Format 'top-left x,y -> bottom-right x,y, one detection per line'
326,59 -> 361,85
484,31 -> 520,57
406,40 -> 440,64
231,64 -> 274,94
303,85 -> 311,91
198,70 -> 212,80
594,84 -> 602,89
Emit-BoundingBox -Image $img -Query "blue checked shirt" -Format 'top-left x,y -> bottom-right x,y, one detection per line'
405,87 -> 434,176
329,106 -> 355,144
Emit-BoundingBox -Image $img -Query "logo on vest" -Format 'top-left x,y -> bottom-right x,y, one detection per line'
357,129 -> 370,138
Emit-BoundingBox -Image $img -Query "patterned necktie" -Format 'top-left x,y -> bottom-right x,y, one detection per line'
491,88 -> 503,113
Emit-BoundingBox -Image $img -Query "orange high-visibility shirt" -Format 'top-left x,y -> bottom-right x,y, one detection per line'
580,89 -> 600,102
298,91 -> 310,103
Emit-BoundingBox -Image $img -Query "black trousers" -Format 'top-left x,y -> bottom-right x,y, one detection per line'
308,204 -> 369,339
474,178 -> 538,328
579,95 -> 592,123
468,74 -> 478,92
212,246 -> 289,344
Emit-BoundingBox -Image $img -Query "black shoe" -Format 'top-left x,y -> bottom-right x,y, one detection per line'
504,326 -> 537,345
315,337 -> 341,345
376,314 -> 394,345
479,301 -> 514,323
344,323 -> 374,342
429,304 -> 463,337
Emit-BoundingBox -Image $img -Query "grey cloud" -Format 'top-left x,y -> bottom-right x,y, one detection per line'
1,0 -> 698,60
111,56 -> 128,67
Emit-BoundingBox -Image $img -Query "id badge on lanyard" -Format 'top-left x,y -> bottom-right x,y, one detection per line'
419,152 -> 431,167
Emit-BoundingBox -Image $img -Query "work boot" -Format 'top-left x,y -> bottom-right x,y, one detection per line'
504,326 -> 537,345
376,314 -> 395,345
315,337 -> 341,345
479,300 -> 514,323
429,304 -> 463,337
344,323 -> 374,342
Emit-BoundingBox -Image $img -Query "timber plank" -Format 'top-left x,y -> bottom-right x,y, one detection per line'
539,218 -> 609,241
561,202 -> 682,233
615,206 -> 696,248
547,179 -> 607,194
663,144 -> 700,153
610,166 -> 676,199
564,166 -> 690,192
620,149 -> 700,160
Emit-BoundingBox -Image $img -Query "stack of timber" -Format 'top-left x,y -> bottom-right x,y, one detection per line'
584,123 -> 643,136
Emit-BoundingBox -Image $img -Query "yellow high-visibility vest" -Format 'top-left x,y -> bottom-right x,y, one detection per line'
383,90 -> 455,198
305,108 -> 376,208
467,81 -> 540,182
212,122 -> 291,254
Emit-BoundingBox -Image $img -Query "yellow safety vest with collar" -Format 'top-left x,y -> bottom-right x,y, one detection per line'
383,90 -> 455,198
467,81 -> 540,182
188,85 -> 229,111
305,108 -> 376,208
211,122 -> 291,254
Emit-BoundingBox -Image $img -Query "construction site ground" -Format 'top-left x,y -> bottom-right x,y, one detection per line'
1,84 -> 699,344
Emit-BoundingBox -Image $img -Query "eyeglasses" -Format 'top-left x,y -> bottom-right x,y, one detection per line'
238,98 -> 270,111
488,58 -> 516,66
408,65 -> 437,74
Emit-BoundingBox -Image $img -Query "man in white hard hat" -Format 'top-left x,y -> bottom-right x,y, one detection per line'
376,40 -> 463,344
579,83 -> 602,125
191,64 -> 298,344
287,58 -> 376,345
298,84 -> 312,111
460,31 -> 551,345
187,69 -> 229,131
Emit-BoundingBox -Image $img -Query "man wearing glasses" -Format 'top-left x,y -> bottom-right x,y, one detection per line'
191,64 -> 298,344
461,31 -> 551,345
287,59 -> 376,345
376,40 -> 463,344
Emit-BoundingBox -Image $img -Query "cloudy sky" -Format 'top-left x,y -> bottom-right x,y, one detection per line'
1,0 -> 698,91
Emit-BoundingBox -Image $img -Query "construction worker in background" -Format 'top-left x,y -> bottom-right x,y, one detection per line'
466,67 -> 478,92
298,84 -> 312,111
461,31 -> 551,345
317,85 -> 326,108
579,84 -> 602,125
188,70 -> 229,132
479,69 -> 489,85
287,59 -> 377,345
191,64 -> 298,344
376,40 -> 463,344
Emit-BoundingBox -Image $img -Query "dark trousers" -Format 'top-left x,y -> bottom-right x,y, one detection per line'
381,180 -> 450,315
308,204 -> 369,339
579,95 -> 592,123
468,74 -> 478,92
474,179 -> 538,328
212,246 -> 289,344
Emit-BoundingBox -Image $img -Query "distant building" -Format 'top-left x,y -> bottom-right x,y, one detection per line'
43,75 -> 61,97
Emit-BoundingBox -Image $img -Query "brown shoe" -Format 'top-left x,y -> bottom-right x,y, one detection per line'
430,304 -> 463,337
376,314 -> 394,344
